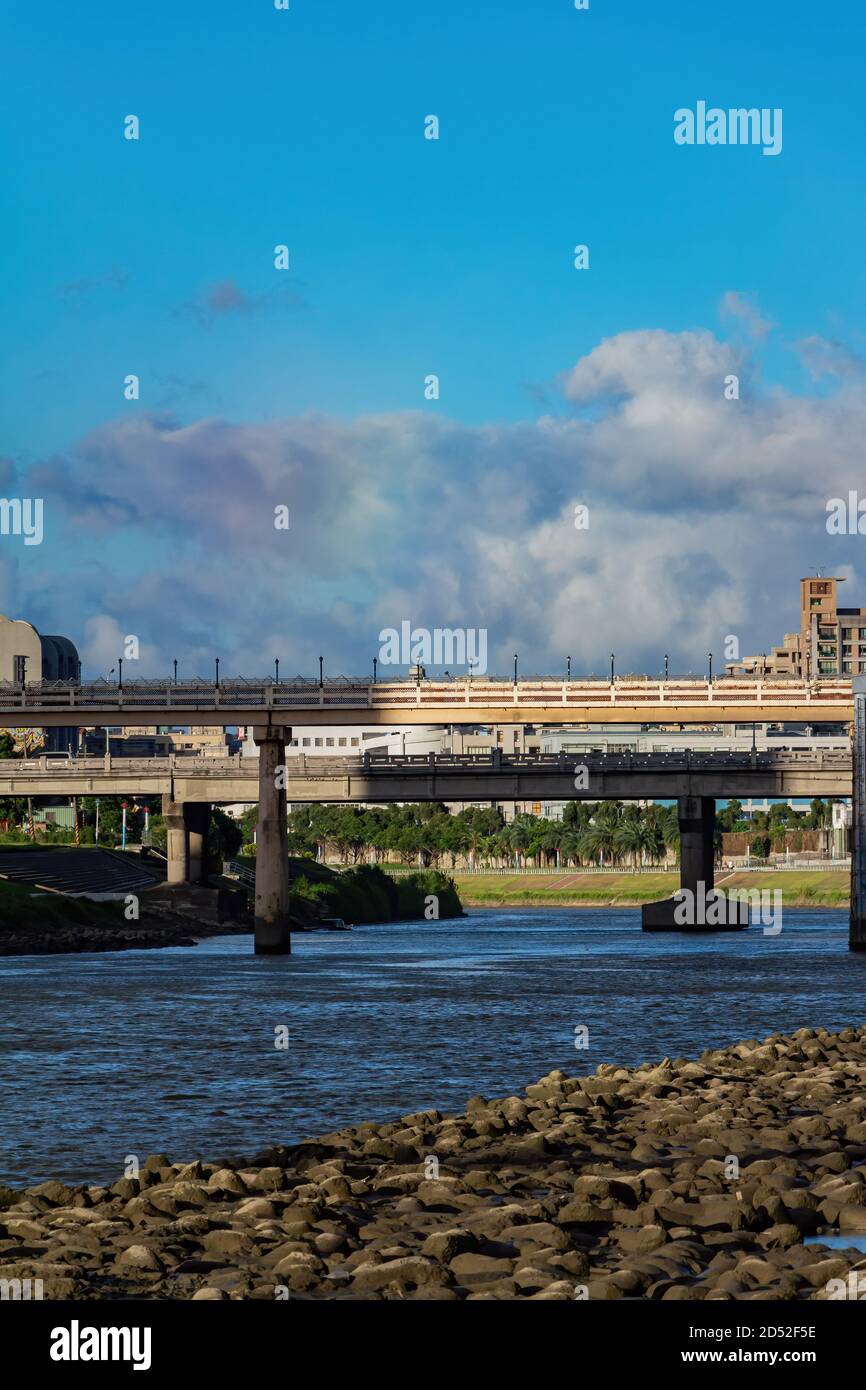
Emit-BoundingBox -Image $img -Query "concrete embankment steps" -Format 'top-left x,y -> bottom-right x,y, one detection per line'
0,847 -> 162,898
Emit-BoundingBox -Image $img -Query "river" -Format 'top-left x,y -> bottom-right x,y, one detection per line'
2,908 -> 865,1188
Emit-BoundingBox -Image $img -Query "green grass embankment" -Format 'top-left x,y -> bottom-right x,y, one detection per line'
0,878 -> 124,930
288,859 -> 463,923
452,870 -> 850,909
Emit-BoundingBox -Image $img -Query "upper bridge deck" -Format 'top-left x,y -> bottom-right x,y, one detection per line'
0,676 -> 854,728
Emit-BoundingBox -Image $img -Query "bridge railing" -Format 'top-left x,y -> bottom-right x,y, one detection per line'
0,749 -> 852,779
0,676 -> 855,714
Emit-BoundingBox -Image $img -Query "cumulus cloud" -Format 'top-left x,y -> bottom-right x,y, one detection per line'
795,335 -> 866,382
16,326 -> 866,678
80,616 -> 161,677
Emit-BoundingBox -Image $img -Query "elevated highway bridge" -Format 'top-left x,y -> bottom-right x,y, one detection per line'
4,748 -> 853,802
0,675 -> 854,727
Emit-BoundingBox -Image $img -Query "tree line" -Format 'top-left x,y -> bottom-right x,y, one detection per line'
247,797 -> 841,872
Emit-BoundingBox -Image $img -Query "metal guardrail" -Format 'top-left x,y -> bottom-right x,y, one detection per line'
302,860 -> 853,876
223,858 -> 255,886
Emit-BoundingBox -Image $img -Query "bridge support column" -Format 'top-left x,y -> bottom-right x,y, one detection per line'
642,795 -> 734,931
253,726 -> 291,955
163,798 -> 189,884
851,680 -> 866,950
185,803 -> 211,885
678,795 -> 716,902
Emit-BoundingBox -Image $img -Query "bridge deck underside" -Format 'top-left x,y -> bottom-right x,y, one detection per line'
0,768 -> 851,802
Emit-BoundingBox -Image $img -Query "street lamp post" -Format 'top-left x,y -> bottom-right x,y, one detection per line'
708,652 -> 713,684
513,653 -> 518,685
664,653 -> 669,681
610,653 -> 615,684
318,656 -> 324,688
567,655 -> 571,682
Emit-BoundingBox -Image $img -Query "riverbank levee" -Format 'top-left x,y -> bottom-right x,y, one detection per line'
3,1025 -> 866,1299
0,878 -> 219,954
452,869 -> 850,909
0,863 -> 463,955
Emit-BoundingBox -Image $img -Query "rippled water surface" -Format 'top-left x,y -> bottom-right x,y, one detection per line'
2,908 -> 865,1187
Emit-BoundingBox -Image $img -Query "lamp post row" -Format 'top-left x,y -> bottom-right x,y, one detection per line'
110,652 -> 717,686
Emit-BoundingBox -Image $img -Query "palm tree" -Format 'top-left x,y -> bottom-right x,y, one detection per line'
559,830 -> 581,867
614,820 -> 646,869
579,821 -> 619,867
507,820 -> 531,868
641,804 -> 667,865
662,809 -> 680,866
541,824 -> 562,868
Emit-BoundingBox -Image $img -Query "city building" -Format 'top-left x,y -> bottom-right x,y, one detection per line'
81,725 -> 239,757
726,575 -> 866,678
0,614 -> 81,751
536,722 -> 850,820
82,730 -> 174,757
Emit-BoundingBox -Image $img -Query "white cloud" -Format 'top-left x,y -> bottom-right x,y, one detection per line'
20,326 -> 866,677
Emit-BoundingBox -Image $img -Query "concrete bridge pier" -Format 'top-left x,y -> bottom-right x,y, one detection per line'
851,679 -> 866,950
678,795 -> 716,901
163,798 -> 190,884
253,725 -> 291,955
642,795 -> 731,930
185,802 -> 211,885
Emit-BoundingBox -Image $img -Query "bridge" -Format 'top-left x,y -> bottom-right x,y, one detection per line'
1,671 -> 862,953
0,675 -> 854,727
9,744 -> 855,953
3,748 -> 853,801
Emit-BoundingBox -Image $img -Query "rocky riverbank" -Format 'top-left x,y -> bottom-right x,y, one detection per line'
4,1024 -> 866,1300
0,917 -> 251,955
0,889 -> 251,956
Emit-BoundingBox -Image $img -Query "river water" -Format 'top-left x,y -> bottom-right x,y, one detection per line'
2,908 -> 865,1188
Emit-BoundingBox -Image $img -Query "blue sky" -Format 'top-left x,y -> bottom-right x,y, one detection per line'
2,1 -> 866,677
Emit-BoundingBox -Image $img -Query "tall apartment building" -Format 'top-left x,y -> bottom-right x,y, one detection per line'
726,576 -> 866,678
